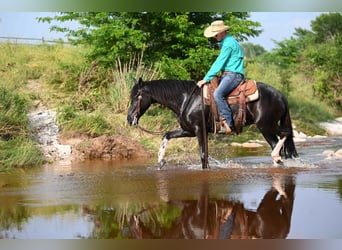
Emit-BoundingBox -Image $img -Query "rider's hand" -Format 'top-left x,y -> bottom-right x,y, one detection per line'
196,79 -> 207,88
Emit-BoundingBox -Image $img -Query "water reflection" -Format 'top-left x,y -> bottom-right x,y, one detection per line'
1,135 -> 342,239
82,175 -> 295,239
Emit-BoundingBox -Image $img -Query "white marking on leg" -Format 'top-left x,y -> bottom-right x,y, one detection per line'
158,137 -> 169,168
271,136 -> 286,165
272,175 -> 287,198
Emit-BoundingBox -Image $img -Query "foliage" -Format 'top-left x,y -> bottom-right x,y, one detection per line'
0,86 -> 29,139
256,13 -> 342,108
39,12 -> 262,79
288,94 -> 334,135
245,61 -> 334,135
311,12 -> 342,43
0,136 -> 45,171
0,85 -> 45,171
61,112 -> 112,137
241,42 -> 266,59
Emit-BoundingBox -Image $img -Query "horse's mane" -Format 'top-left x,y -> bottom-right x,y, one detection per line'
142,79 -> 198,104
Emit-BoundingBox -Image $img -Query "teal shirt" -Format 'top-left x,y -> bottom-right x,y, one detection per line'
204,35 -> 244,82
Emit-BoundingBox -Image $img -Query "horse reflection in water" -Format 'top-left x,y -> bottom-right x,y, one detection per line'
126,175 -> 295,239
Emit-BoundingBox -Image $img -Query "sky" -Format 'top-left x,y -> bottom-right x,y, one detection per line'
0,12 -> 323,51
247,12 -> 322,50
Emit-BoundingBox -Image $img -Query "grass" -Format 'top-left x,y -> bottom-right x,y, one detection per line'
0,136 -> 45,170
0,84 -> 45,171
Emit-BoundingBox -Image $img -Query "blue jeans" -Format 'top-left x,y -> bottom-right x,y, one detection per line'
213,72 -> 244,128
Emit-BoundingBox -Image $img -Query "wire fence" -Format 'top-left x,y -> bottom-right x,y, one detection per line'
0,36 -> 70,45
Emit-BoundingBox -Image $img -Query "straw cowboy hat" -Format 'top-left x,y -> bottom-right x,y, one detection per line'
204,20 -> 231,38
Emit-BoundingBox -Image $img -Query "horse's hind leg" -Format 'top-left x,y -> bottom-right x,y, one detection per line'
259,129 -> 285,166
271,136 -> 286,165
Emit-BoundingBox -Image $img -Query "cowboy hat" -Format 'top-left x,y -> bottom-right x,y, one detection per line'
204,20 -> 230,38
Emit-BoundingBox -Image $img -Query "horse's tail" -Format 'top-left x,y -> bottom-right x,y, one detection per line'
280,102 -> 298,159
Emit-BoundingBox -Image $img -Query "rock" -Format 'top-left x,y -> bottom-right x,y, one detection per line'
293,137 -> 306,142
54,144 -> 72,159
241,142 -> 263,148
323,148 -> 342,159
335,149 -> 342,158
319,118 -> 342,136
28,109 -> 73,162
293,129 -> 307,142
231,140 -> 264,148
293,130 -> 307,138
323,150 -> 335,158
312,135 -> 326,139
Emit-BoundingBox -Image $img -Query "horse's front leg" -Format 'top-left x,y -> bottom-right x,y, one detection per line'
196,129 -> 209,169
158,128 -> 195,169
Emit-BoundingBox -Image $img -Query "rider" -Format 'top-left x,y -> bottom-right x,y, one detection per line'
196,20 -> 244,135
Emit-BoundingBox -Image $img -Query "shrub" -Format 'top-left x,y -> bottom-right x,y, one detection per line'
0,86 -> 29,139
0,136 -> 45,171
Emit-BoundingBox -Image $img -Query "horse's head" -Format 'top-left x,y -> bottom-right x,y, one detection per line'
127,78 -> 152,126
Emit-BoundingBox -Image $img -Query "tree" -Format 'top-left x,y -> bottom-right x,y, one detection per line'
303,13 -> 342,106
311,12 -> 342,42
241,42 -> 266,59
248,13 -> 342,108
39,12 -> 262,79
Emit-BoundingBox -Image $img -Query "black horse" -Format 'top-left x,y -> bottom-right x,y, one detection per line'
127,78 -> 298,169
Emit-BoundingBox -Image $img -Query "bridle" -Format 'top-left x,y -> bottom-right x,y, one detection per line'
132,87 -> 164,135
132,88 -> 143,127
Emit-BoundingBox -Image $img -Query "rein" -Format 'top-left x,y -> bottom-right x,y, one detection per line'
136,124 -> 164,135
200,87 -> 209,168
134,89 -> 164,135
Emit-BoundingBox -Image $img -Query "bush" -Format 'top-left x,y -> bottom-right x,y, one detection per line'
0,86 -> 29,139
0,136 -> 45,171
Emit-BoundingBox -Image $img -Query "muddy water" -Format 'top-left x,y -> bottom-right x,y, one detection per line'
1,137 -> 342,239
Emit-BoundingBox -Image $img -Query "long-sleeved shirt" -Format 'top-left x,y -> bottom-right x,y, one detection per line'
204,34 -> 244,82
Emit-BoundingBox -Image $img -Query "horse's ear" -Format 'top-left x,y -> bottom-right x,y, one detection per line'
138,77 -> 143,86
133,77 -> 143,86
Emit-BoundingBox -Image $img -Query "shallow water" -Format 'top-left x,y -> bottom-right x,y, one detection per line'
0,137 -> 342,239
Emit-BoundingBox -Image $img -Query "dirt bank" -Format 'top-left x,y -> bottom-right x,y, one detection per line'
60,134 -> 153,161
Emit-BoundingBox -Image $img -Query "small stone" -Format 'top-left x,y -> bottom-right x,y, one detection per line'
323,150 -> 335,158
335,149 -> 342,158
241,142 -> 263,148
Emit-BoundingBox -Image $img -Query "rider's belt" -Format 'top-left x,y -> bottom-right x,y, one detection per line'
222,71 -> 244,77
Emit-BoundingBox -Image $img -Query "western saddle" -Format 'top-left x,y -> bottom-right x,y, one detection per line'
203,76 -> 259,134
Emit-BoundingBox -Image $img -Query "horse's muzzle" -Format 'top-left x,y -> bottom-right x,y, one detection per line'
127,114 -> 139,127
132,115 -> 138,126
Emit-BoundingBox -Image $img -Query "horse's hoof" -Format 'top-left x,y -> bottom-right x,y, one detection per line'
158,159 -> 166,170
273,158 -> 284,167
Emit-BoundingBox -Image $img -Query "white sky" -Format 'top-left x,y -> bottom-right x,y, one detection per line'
0,12 -> 323,50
